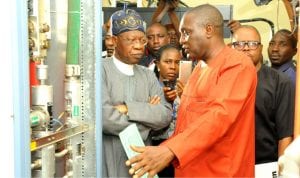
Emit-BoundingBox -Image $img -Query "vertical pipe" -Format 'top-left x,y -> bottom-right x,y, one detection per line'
30,60 -> 40,86
282,0 -> 295,33
30,60 -> 40,105
294,1 -> 300,138
66,0 -> 80,64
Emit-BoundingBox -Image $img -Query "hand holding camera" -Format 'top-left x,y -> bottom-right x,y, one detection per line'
162,79 -> 177,102
164,0 -> 179,11
162,79 -> 176,90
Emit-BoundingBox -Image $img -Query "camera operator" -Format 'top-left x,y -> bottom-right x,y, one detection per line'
151,0 -> 181,47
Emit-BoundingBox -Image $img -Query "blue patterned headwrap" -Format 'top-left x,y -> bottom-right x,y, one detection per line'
111,9 -> 145,36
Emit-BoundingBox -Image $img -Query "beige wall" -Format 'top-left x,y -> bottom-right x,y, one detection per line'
102,0 -> 291,60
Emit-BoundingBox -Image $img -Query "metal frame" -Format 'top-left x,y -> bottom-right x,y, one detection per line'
14,0 -> 31,177
79,0 -> 100,176
12,0 -> 102,177
95,0 -> 102,177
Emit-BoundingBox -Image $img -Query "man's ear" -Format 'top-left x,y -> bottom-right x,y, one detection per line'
205,23 -> 214,38
112,36 -> 118,46
293,47 -> 297,57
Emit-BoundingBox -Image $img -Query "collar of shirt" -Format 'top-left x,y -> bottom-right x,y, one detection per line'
199,60 -> 208,68
159,80 -> 164,87
145,54 -> 156,67
113,56 -> 134,76
278,60 -> 294,72
102,51 -> 107,58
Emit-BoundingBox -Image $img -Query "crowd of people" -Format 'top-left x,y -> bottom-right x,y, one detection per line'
102,2 -> 297,178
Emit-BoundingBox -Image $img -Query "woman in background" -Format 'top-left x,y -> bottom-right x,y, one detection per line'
152,44 -> 184,178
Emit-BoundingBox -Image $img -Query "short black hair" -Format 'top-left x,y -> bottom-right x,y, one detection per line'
155,44 -> 180,61
276,29 -> 297,48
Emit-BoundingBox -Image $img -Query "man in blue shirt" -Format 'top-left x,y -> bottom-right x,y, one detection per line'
268,29 -> 297,84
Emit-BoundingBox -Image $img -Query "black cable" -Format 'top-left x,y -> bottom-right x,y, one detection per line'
179,1 -> 189,7
239,18 -> 275,36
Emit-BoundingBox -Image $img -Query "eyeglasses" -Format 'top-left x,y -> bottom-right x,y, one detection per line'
118,36 -> 148,46
232,41 -> 261,50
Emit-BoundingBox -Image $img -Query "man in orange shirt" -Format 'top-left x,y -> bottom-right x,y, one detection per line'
126,4 -> 257,177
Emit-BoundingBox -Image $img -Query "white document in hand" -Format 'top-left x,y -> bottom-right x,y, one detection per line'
119,124 -> 159,178
255,161 -> 278,178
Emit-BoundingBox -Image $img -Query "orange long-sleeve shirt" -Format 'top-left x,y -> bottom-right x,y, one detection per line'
164,46 -> 257,177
